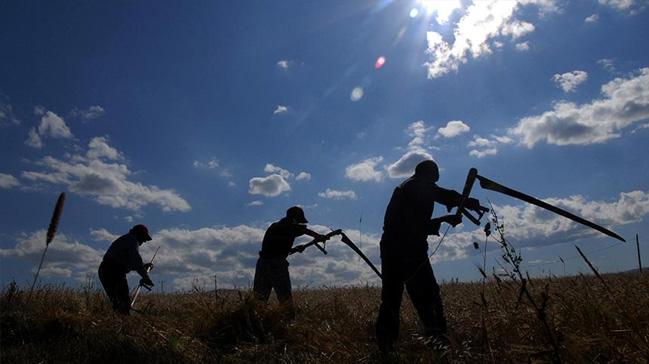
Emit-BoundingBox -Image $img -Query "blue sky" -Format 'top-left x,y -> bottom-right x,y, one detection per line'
1,0 -> 648,290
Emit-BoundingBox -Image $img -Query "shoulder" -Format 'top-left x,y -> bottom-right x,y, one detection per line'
122,233 -> 139,247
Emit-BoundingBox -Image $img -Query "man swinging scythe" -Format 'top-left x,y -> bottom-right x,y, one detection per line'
252,206 -> 339,317
375,160 -> 625,353
375,160 -> 486,352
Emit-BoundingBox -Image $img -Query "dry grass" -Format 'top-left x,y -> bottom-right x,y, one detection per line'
2,271 -> 648,363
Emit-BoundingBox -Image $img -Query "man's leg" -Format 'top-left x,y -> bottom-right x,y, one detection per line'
115,274 -> 130,315
270,259 -> 294,317
98,262 -> 121,312
405,259 -> 447,337
376,257 -> 404,352
98,262 -> 130,315
252,257 -> 272,302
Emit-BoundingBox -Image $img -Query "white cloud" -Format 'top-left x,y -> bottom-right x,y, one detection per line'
5,190 -> 644,288
599,0 -> 637,11
467,134 -> 512,158
248,174 -> 291,197
70,105 -> 105,120
598,58 -> 616,72
25,110 -> 73,148
585,14 -> 599,23
318,188 -> 357,200
193,157 -> 219,169
248,163 -> 300,197
345,157 -> 384,182
510,67 -> 649,147
437,120 -> 471,138
469,148 -> 498,158
40,266 -> 73,278
264,163 -> 292,179
296,172 -> 311,181
87,137 -> 122,160
552,70 -> 588,92
407,120 -> 430,147
1,224 -> 386,289
25,128 -> 43,149
34,105 -> 46,116
349,121 -> 434,182
90,228 -> 119,242
0,173 -> 20,189
0,103 -> 20,125
277,60 -> 290,69
273,105 -> 288,114
247,200 -> 264,206
515,41 -> 530,51
0,230 -> 103,281
494,135 -> 514,144
387,149 -> 434,178
38,111 -> 73,139
631,123 -> 649,134
491,190 -> 649,244
424,0 -> 553,79
21,139 -> 191,212
152,224 -> 382,289
501,20 -> 535,39
387,120 -> 437,178
431,190 -> 649,263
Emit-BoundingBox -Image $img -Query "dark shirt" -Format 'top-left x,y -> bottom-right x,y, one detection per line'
103,232 -> 146,275
381,175 -> 463,257
259,217 -> 308,258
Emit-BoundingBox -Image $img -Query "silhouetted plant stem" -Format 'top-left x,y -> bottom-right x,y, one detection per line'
489,205 -> 562,363
29,244 -> 50,294
29,193 -> 66,298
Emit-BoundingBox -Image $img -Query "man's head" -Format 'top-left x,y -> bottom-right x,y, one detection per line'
130,224 -> 152,244
414,160 -> 439,182
286,206 -> 308,224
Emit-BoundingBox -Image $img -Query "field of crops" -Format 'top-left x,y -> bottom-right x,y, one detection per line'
2,269 -> 648,363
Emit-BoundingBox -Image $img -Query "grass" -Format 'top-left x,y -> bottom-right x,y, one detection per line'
2,271 -> 648,363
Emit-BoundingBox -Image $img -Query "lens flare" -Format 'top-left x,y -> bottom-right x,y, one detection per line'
350,87 -> 364,102
409,8 -> 419,18
375,56 -> 386,69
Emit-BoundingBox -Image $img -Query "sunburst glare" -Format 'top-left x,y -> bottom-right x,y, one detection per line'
417,0 -> 461,24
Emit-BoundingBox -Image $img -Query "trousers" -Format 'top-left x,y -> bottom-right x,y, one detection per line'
98,260 -> 130,315
252,256 -> 293,304
376,252 -> 447,349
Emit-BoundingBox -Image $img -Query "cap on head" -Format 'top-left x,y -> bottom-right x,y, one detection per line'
286,206 -> 308,224
130,224 -> 152,242
414,160 -> 439,182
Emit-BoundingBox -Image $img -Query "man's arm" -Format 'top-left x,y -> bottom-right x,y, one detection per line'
129,240 -> 154,286
304,228 -> 327,241
290,228 -> 336,254
434,185 -> 482,214
426,214 -> 462,236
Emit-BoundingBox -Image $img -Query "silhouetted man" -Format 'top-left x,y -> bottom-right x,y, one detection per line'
253,206 -> 327,312
376,160 -> 482,352
98,224 -> 155,315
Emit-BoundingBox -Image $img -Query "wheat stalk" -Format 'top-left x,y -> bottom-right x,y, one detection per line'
30,192 -> 66,294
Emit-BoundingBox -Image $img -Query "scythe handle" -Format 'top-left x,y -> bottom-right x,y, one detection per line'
454,168 -> 479,221
131,246 -> 160,308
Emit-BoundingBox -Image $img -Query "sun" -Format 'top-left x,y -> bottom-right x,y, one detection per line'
417,0 -> 461,24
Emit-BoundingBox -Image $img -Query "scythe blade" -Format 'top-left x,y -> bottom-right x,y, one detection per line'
340,232 -> 382,279
476,174 -> 625,242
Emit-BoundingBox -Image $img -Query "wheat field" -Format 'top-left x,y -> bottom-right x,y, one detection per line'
2,270 -> 648,363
